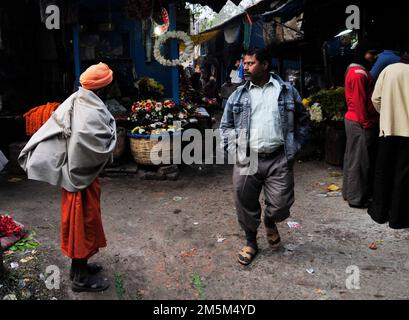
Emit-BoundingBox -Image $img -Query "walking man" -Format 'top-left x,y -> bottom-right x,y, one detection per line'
19,62 -> 117,291
220,48 -> 309,265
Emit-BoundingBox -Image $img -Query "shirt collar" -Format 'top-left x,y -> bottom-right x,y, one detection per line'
249,76 -> 276,90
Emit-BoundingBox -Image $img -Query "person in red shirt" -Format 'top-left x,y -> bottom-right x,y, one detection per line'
343,44 -> 379,208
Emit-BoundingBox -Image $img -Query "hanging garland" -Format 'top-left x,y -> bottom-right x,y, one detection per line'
154,31 -> 194,67
153,8 -> 170,34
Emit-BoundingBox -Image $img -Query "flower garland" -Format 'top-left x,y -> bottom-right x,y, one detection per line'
154,31 -> 194,67
153,8 -> 169,35
23,102 -> 61,136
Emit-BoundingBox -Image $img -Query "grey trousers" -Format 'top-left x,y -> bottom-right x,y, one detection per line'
342,119 -> 378,206
233,150 -> 295,235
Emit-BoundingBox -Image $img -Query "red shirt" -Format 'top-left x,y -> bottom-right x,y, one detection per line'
345,64 -> 379,128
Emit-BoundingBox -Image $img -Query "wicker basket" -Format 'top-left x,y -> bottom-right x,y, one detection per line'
128,131 -> 180,165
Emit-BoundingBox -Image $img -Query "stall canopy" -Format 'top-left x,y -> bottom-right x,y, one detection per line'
188,0 -> 243,12
196,0 -> 304,35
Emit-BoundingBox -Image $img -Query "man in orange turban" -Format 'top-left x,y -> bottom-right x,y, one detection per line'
19,62 -> 116,292
80,62 -> 113,91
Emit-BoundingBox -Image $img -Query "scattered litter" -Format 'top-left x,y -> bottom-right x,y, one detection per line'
3,294 -> 17,300
287,221 -> 302,229
217,236 -> 226,243
327,191 -> 342,197
368,242 -> 377,250
369,240 -> 384,250
193,222 -> 199,225
21,290 -> 31,300
316,288 -> 327,295
173,209 -> 181,214
317,182 -> 325,186
51,297 -> 58,300
315,193 -> 328,198
20,256 -> 34,263
284,244 -> 298,252
10,262 -> 19,269
39,273 -> 45,281
306,268 -> 315,274
18,279 -> 26,289
8,178 -> 22,183
329,171 -> 342,178
327,184 -> 340,192
173,196 -> 183,202
180,248 -> 197,258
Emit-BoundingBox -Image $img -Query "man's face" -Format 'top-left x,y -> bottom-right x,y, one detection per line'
243,54 -> 268,82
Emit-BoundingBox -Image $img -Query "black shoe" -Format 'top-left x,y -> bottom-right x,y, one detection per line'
71,273 -> 110,293
69,263 -> 103,281
349,203 -> 369,209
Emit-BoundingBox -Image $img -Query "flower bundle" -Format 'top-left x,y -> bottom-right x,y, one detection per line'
129,99 -> 195,135
0,214 -> 23,238
23,102 -> 61,136
303,87 -> 346,123
308,103 -> 324,123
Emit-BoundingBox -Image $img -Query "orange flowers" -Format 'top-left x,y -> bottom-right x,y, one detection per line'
23,102 -> 60,136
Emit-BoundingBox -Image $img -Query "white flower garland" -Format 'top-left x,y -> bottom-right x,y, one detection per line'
154,31 -> 194,67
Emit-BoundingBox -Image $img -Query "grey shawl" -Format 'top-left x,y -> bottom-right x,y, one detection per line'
18,87 -> 117,192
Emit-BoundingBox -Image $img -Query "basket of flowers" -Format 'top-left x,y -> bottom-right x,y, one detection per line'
128,99 -> 195,165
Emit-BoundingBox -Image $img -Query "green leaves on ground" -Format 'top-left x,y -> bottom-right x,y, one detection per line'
191,271 -> 206,299
115,272 -> 125,300
9,233 -> 40,252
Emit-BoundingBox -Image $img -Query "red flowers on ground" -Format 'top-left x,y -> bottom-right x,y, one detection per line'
0,215 -> 23,238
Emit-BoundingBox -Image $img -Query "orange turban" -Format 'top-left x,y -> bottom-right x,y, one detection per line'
80,62 -> 113,90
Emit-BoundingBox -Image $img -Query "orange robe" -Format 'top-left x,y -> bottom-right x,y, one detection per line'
61,178 -> 106,259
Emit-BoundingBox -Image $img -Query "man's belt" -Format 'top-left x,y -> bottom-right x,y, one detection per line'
257,145 -> 284,159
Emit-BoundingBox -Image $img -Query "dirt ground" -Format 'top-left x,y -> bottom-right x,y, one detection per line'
1,160 -> 409,300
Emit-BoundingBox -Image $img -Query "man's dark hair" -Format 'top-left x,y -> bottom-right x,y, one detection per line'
244,47 -> 272,70
352,42 -> 372,70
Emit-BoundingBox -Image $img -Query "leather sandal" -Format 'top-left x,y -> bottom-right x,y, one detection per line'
69,262 -> 103,281
266,226 -> 281,250
238,246 -> 258,266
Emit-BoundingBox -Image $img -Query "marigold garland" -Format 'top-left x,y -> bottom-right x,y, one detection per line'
23,102 -> 61,136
